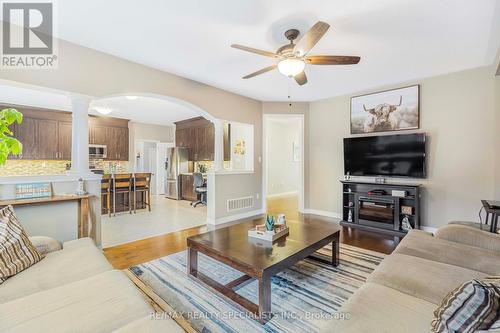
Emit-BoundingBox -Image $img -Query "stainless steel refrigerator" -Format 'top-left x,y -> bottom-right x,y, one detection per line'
165,147 -> 190,199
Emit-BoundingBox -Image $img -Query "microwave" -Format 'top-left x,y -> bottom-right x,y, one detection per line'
89,144 -> 107,158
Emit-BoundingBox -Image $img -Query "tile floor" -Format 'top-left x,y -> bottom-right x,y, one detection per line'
101,195 -> 207,248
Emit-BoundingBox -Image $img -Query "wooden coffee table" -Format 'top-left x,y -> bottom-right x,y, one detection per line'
186,217 -> 340,323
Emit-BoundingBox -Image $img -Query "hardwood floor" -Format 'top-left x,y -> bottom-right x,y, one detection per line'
103,195 -> 400,269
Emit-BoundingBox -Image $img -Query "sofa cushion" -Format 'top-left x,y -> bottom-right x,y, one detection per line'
0,205 -> 43,284
395,230 -> 500,275
325,282 -> 436,333
431,276 -> 500,333
368,253 -> 487,304
0,237 -> 112,303
0,270 -> 153,333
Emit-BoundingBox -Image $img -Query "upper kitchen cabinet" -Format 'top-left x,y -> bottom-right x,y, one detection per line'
89,116 -> 129,161
174,117 -> 214,161
58,122 -> 72,160
3,105 -> 72,160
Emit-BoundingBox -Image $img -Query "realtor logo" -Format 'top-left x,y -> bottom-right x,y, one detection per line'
1,1 -> 57,68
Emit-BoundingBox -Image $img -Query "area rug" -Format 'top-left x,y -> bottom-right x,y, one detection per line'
128,244 -> 385,333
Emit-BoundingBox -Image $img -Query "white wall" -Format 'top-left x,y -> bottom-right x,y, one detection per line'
266,119 -> 300,196
308,65 -> 498,228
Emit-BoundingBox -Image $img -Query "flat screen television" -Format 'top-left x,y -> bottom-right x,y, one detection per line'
344,133 -> 426,178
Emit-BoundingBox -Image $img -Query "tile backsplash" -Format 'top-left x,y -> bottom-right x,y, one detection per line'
92,159 -> 130,174
0,160 -> 70,176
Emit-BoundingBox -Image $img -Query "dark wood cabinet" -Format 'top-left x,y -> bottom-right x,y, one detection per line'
37,119 -> 59,159
105,126 -> 128,161
180,174 -> 197,201
4,106 -> 72,160
3,104 -> 130,161
89,125 -> 107,145
58,122 -> 72,160
89,117 -> 129,161
11,117 -> 38,160
174,117 -> 214,161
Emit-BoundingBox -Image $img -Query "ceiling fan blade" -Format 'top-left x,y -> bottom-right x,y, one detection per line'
242,64 -> 277,79
294,21 -> 330,56
305,55 -> 360,65
294,71 -> 308,85
231,44 -> 280,58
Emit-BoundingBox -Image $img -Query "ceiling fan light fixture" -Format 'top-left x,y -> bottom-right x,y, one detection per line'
126,95 -> 138,100
277,58 -> 305,77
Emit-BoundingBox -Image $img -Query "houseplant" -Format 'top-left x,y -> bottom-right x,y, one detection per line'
0,108 -> 23,165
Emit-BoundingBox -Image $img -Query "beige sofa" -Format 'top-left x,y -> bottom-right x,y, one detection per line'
329,225 -> 500,333
0,237 -> 184,333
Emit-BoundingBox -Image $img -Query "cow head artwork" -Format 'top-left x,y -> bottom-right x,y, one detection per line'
362,96 -> 402,132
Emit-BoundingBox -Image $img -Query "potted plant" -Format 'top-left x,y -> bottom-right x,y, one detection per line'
0,108 -> 23,165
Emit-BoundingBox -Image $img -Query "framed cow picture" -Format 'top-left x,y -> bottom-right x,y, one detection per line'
350,85 -> 420,134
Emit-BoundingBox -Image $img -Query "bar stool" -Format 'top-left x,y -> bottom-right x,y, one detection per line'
133,173 -> 152,213
112,173 -> 133,216
101,174 -> 112,217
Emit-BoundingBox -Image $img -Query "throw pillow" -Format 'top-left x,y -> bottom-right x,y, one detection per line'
0,205 -> 43,284
431,276 -> 500,333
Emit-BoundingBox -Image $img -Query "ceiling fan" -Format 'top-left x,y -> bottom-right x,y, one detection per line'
231,21 -> 360,86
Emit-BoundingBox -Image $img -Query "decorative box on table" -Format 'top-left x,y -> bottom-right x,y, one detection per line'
248,224 -> 289,242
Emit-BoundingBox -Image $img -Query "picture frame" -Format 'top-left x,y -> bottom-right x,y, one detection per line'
350,85 -> 420,134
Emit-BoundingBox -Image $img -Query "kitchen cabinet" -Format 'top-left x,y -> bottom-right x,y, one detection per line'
3,104 -> 130,161
174,117 -> 214,161
105,126 -> 129,161
37,119 -> 59,159
58,122 -> 72,160
89,125 -> 107,145
11,117 -> 38,160
89,117 -> 129,161
4,106 -> 72,160
180,174 -> 197,201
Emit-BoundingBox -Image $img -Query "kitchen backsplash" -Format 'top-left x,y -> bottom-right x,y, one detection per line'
0,160 -> 70,176
93,160 -> 130,174
194,161 -> 213,173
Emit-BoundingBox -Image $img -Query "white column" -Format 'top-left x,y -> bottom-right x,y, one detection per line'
70,96 -> 92,176
213,119 -> 224,172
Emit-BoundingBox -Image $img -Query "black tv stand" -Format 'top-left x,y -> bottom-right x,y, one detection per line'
340,180 -> 421,237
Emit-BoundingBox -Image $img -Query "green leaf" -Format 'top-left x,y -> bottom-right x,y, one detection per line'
0,108 -> 24,165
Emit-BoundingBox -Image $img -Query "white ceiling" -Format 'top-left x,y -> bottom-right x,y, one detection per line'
55,0 -> 500,102
90,96 -> 199,125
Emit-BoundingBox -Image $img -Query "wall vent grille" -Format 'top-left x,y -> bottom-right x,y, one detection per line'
227,196 -> 254,212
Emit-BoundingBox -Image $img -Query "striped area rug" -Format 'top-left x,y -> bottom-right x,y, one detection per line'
129,244 -> 385,333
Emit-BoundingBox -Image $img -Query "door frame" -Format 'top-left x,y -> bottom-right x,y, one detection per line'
262,114 -> 305,214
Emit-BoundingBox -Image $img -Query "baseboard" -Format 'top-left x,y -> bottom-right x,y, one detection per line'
303,209 -> 342,219
206,209 -> 265,225
266,191 -> 299,198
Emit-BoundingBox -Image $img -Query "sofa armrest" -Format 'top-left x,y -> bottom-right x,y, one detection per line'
434,224 -> 500,253
28,236 -> 62,255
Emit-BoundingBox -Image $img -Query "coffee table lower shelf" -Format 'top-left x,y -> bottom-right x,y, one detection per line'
187,232 -> 339,324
